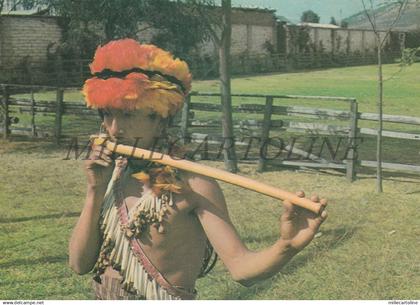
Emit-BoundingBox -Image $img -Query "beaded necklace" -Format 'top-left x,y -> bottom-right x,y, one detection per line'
122,159 -> 187,236
93,159 -> 217,286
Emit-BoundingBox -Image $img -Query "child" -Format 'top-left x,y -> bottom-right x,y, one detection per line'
68,39 -> 328,300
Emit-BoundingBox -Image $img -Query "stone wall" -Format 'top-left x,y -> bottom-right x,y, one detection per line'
138,8 -> 278,56
0,15 -> 62,66
197,27 -> 276,56
200,22 -> 276,56
284,24 -> 402,55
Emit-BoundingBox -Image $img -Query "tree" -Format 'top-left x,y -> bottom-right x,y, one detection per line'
400,46 -> 420,65
361,0 -> 409,193
22,0 -> 148,58
143,1 -> 213,58
300,10 -> 320,23
0,0 -> 43,12
27,0 -> 212,59
340,20 -> 349,28
192,0 -> 238,172
218,0 -> 238,172
330,17 -> 338,25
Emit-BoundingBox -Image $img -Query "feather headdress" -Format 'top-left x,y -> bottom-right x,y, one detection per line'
83,39 -> 192,118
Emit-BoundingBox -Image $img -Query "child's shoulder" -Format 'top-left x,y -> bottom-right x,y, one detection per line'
178,170 -> 227,211
180,170 -> 223,197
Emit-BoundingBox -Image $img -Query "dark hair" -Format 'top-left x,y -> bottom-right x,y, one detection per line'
97,108 -> 174,128
98,109 -> 105,120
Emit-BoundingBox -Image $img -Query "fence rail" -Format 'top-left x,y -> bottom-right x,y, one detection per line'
1,84 -> 419,179
182,92 -> 360,179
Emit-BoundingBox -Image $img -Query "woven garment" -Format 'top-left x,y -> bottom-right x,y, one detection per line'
92,158 -> 197,300
93,275 -> 146,300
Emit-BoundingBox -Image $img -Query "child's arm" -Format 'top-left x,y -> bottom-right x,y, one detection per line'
68,144 -> 114,275
190,175 -> 327,287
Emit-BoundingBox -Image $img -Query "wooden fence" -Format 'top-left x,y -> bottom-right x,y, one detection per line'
1,84 -> 420,180
179,92 -> 360,180
180,92 -> 420,179
0,84 -> 97,143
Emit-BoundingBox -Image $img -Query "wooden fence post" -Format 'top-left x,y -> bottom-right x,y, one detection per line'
180,94 -> 191,145
2,85 -> 10,140
79,59 -> 84,84
55,88 -> 64,144
258,96 -> 274,172
55,57 -> 65,86
30,89 -> 36,137
346,99 -> 359,182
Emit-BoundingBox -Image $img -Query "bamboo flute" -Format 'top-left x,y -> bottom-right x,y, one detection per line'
92,135 -> 324,215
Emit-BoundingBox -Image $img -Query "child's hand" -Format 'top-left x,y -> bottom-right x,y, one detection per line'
84,143 -> 115,189
279,191 -> 328,251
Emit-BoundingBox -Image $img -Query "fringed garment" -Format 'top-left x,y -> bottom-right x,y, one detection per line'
92,157 -> 216,300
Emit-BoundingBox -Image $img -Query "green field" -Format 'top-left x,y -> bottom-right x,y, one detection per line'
1,63 -> 419,300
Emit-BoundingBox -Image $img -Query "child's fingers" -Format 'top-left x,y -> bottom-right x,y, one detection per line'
85,158 -> 111,169
93,145 -> 112,157
319,199 -> 328,219
310,194 -> 320,203
320,210 -> 328,221
98,152 -> 112,163
90,143 -> 111,153
320,198 -> 328,215
93,159 -> 111,167
296,190 -> 305,198
85,146 -> 114,169
97,147 -> 113,157
314,209 -> 328,228
91,145 -> 113,163
281,200 -> 296,222
311,204 -> 328,229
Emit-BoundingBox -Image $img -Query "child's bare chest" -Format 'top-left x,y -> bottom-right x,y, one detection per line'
115,164 -> 204,243
121,186 -> 200,237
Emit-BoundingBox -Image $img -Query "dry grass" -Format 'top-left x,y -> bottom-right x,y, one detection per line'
0,141 -> 419,299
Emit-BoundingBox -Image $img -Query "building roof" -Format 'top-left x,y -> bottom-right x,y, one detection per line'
1,9 -> 38,15
277,15 -> 294,24
298,22 -> 341,29
233,5 -> 276,13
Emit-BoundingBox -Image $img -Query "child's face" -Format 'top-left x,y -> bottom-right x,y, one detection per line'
102,108 -> 165,148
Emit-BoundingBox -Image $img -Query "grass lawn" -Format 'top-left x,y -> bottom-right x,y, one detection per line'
193,63 -> 420,116
1,63 -> 419,300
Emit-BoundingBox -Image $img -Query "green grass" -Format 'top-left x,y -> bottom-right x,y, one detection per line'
0,145 -> 419,300
1,63 -> 419,300
194,63 -> 420,115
